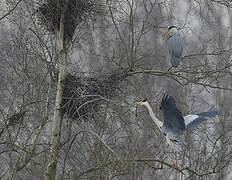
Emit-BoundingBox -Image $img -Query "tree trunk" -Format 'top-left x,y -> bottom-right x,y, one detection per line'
45,0 -> 69,179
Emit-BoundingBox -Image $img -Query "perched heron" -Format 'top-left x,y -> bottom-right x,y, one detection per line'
163,26 -> 184,68
136,94 -> 219,168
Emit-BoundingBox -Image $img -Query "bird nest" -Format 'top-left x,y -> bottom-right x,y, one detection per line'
62,71 -> 128,120
37,0 -> 105,40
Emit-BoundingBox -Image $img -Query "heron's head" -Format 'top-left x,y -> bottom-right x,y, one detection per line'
136,98 -> 148,105
162,25 -> 178,37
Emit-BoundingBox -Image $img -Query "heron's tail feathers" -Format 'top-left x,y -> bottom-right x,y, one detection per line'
171,56 -> 182,68
175,136 -> 187,146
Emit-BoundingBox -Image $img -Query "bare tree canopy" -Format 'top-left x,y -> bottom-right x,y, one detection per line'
0,0 -> 23,21
0,0 -> 231,179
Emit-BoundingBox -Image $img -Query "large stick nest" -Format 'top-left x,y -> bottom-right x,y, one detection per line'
62,71 -> 129,120
37,0 -> 105,40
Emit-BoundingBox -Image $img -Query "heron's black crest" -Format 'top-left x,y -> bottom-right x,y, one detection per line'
142,98 -> 147,102
168,26 -> 178,30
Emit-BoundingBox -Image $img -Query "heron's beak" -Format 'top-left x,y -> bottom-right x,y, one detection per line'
162,31 -> 167,36
136,101 -> 142,105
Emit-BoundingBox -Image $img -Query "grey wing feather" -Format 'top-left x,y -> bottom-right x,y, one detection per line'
184,114 -> 207,129
197,109 -> 219,117
161,95 -> 185,134
167,33 -> 183,57
185,109 -> 219,129
167,34 -> 183,67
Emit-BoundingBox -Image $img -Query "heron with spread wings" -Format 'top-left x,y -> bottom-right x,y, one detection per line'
136,94 -> 219,168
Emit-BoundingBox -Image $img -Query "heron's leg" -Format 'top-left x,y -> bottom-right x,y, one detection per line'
173,144 -> 179,170
166,136 -> 178,169
167,66 -> 172,72
173,145 -> 178,169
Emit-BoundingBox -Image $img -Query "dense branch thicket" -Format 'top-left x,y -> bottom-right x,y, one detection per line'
37,0 -> 105,40
62,71 -> 128,120
7,110 -> 27,127
1,0 -> 232,179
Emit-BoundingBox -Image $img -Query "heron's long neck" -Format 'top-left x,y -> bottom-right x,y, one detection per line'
144,103 -> 163,128
167,31 -> 178,39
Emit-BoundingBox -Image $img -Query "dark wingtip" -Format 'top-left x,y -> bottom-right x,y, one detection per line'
161,94 -> 176,105
160,94 -> 176,109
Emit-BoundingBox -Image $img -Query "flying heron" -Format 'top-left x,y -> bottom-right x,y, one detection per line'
136,94 -> 219,168
163,26 -> 184,68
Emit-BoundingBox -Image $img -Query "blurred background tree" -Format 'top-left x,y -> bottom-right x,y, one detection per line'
0,0 -> 231,179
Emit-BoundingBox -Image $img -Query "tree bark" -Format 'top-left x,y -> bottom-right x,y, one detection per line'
45,0 -> 69,179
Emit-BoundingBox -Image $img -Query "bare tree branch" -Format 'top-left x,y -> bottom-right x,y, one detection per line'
0,0 -> 23,21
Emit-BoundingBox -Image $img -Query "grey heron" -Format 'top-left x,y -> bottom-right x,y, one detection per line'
136,94 -> 219,168
163,26 -> 184,68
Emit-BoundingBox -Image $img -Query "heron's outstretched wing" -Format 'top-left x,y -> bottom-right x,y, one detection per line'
184,109 -> 219,129
160,95 -> 185,133
167,33 -> 183,67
